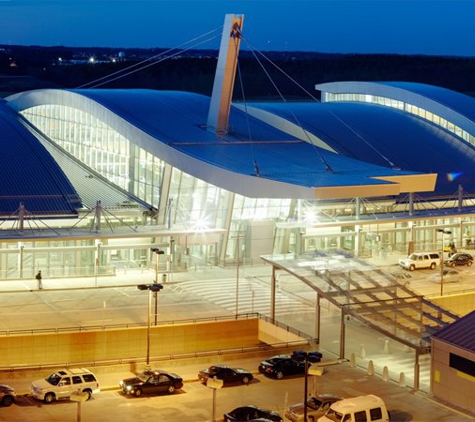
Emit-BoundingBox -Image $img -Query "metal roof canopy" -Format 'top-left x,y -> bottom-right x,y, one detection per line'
261,252 -> 459,354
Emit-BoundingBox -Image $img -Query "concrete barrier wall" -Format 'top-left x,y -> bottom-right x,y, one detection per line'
258,319 -> 307,345
430,292 -> 475,317
0,319 -> 261,367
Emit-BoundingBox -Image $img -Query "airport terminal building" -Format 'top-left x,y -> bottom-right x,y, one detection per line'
3,14 -> 475,413
2,77 -> 475,281
1,16 -> 475,285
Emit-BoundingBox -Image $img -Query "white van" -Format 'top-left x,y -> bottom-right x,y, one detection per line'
318,394 -> 390,422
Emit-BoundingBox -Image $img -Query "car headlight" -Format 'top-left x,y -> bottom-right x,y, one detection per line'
126,385 -> 132,392
119,381 -> 124,387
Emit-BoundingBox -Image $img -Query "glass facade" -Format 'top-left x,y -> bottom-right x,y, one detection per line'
324,92 -> 475,147
11,102 -> 475,280
15,104 -> 294,277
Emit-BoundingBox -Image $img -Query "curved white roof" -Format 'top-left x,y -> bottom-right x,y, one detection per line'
7,88 -> 434,200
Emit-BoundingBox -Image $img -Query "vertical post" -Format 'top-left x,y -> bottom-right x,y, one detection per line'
146,288 -> 151,367
77,401 -> 82,422
235,234 -> 240,315
212,387 -> 217,422
414,349 -> 420,391
304,358 -> 309,422
340,308 -> 346,359
437,229 -> 451,296
270,266 -> 276,321
154,256 -> 159,325
315,292 -> 321,342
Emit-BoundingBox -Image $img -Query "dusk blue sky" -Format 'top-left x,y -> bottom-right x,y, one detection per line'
0,0 -> 474,57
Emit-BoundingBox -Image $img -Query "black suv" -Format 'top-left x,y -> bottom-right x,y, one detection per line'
119,369 -> 183,397
444,252 -> 473,267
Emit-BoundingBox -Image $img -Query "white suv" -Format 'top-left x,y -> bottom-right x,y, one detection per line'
399,252 -> 440,271
31,368 -> 100,403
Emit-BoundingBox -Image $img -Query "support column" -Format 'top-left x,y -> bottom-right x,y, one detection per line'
414,349 -> 420,391
339,307 -> 346,360
458,184 -> 464,212
271,266 -> 277,321
314,293 -> 321,343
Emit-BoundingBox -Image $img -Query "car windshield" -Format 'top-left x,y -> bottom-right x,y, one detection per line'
307,397 -> 323,410
45,373 -> 62,386
324,409 -> 345,422
137,372 -> 150,382
408,253 -> 417,260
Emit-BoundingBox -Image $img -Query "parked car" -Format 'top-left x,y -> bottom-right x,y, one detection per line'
224,405 -> 282,421
258,353 -> 321,379
285,394 -> 343,422
119,369 -> 183,397
399,252 -> 440,271
30,368 -> 100,404
198,365 -> 253,385
391,271 -> 413,282
429,269 -> 462,283
444,252 -> 473,267
0,384 -> 15,407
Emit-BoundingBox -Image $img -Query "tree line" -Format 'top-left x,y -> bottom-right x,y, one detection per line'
1,44 -> 475,99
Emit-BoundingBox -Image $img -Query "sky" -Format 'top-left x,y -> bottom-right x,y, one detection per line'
0,0 -> 475,57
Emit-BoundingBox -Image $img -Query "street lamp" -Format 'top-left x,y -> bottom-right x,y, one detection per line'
137,283 -> 164,366
292,350 -> 323,422
437,229 -> 452,296
151,248 -> 165,325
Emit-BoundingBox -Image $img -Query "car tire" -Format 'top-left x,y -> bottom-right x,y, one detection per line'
167,385 -> 175,394
467,261 -> 472,266
430,263 -> 436,269
84,389 -> 92,400
309,417 -> 315,422
134,389 -> 142,397
409,265 -> 415,271
1,395 -> 14,407
241,376 -> 250,384
276,371 -> 284,380
44,393 -> 55,404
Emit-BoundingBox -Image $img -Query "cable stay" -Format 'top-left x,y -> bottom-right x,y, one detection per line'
240,34 -> 335,174
76,26 -> 224,89
0,203 -> 62,235
240,34 -> 400,172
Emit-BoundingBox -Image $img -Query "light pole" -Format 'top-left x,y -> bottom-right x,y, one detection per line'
137,283 -> 163,366
437,229 -> 452,296
292,350 -> 323,422
151,248 -> 164,325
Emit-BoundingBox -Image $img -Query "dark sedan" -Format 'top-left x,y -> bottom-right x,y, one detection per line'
224,405 -> 282,422
119,369 -> 183,397
198,365 -> 253,385
444,252 -> 473,267
258,352 -> 322,379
